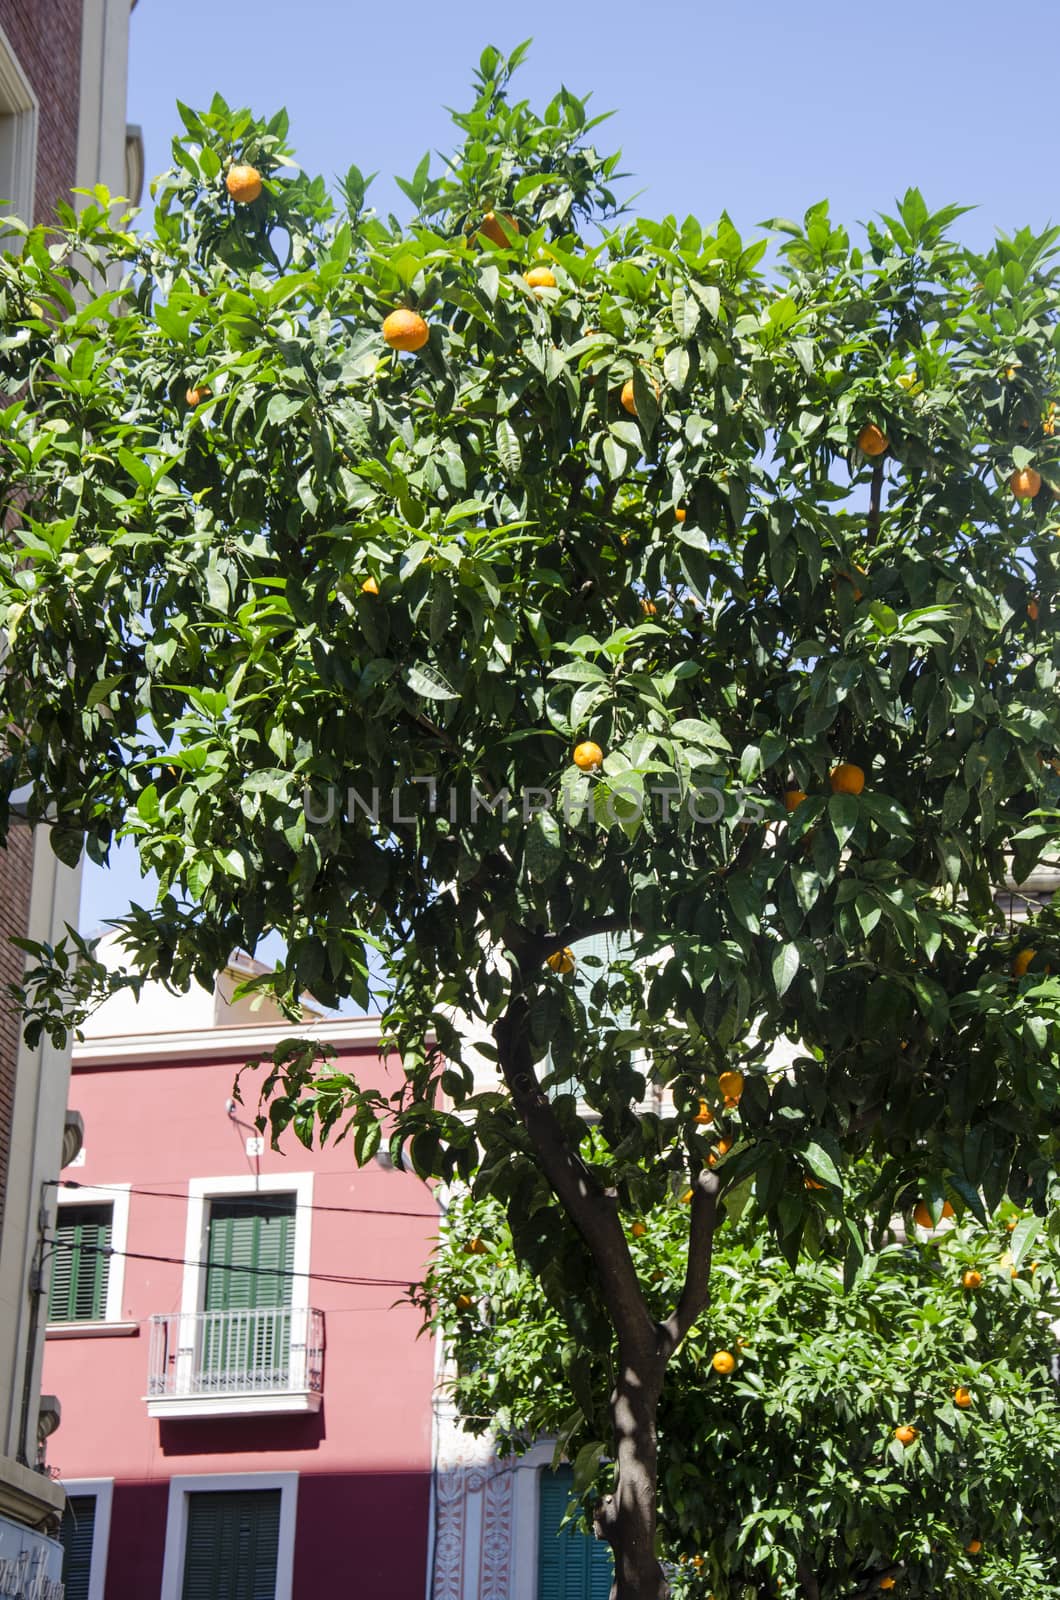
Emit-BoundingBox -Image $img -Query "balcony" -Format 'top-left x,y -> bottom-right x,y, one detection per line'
145,1307 -> 324,1419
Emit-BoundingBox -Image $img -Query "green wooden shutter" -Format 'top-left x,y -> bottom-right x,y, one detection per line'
202,1198 -> 296,1384
205,1198 -> 295,1313
537,1468 -> 613,1600
181,1489 -> 281,1600
59,1493 -> 96,1600
49,1205 -> 112,1322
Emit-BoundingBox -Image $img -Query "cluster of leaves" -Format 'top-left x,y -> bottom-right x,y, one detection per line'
428,1186 -> 1060,1598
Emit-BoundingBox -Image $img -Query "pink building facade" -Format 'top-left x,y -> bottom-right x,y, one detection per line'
42,958 -> 438,1600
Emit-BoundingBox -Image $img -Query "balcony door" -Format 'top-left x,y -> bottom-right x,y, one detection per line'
200,1196 -> 296,1393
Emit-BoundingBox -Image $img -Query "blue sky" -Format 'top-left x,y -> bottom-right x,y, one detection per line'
79,0 -> 1057,933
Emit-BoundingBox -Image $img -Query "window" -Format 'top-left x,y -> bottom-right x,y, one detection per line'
160,1474 -> 298,1600
200,1196 -> 295,1389
57,1481 -> 113,1600
49,1185 -> 130,1327
537,1468 -> 612,1600
59,1494 -> 96,1600
182,1490 -> 281,1600
49,1205 -> 111,1323
0,22 -> 37,222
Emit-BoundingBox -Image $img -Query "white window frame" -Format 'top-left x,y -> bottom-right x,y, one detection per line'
49,1184 -> 131,1329
0,22 -> 38,222
166,1173 -> 314,1408
159,1471 -> 298,1600
59,1478 -> 114,1600
180,1172 -> 313,1319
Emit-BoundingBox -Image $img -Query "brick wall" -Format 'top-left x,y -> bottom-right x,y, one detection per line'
0,830 -> 35,1230
0,0 -> 84,224
0,0 -> 81,1217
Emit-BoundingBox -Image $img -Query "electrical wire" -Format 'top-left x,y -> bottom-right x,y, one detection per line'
56,1177 -> 439,1221
63,1239 -> 417,1290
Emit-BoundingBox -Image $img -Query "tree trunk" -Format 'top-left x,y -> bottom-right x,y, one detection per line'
597,1353 -> 669,1600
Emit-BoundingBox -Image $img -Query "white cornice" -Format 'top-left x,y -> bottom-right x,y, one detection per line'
72,1014 -> 386,1067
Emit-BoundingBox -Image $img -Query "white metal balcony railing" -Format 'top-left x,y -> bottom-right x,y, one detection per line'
145,1307 -> 324,1419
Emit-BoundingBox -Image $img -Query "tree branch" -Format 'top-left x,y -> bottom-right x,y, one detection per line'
867,458 -> 884,541
659,1166 -> 720,1357
494,987 -> 657,1358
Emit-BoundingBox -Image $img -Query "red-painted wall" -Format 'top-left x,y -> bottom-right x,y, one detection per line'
43,1038 -> 438,1599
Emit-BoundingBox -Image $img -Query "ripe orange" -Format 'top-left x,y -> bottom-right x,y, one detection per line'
1010,466 -> 1041,499
572,741 -> 603,772
691,1555 -> 704,1570
718,1071 -> 744,1103
830,762 -> 865,796
681,1189 -> 694,1204
456,1294 -> 474,1310
894,1425 -> 917,1446
620,375 -> 660,416
857,423 -> 889,457
546,947 -> 575,974
478,211 -> 519,247
226,163 -> 262,203
962,1270 -> 982,1290
675,507 -> 687,523
711,1350 -> 736,1374
966,1540 -> 982,1555
382,309 -> 430,352
879,1580 -> 896,1592
464,1237 -> 487,1255
361,577 -> 379,595
631,1221 -> 648,1238
914,1199 -> 954,1230
1012,947 -> 1035,978
524,266 -> 556,291
783,789 -> 807,813
640,599 -> 658,616
185,385 -> 211,407
694,1100 -> 714,1126
1006,1218 -> 1019,1231
1028,598 -> 1040,621
954,1386 -> 973,1409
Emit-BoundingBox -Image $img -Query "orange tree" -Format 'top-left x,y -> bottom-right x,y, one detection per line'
3,43 -> 1060,1600
429,1185 -> 1060,1598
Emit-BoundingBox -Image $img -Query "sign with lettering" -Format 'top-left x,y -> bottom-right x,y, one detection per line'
0,1515 -> 64,1600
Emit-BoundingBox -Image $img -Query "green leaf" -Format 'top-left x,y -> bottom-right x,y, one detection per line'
572,1440 -> 606,1495
405,665 -> 460,701
771,942 -> 800,998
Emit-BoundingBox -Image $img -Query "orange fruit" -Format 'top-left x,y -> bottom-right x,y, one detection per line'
226,163 -> 262,203
879,1580 -> 896,1592
830,762 -> 865,795
857,423 -> 889,457
382,309 -> 430,352
524,266 -> 556,291
620,375 -> 660,416
966,1540 -> 982,1555
711,1350 -> 736,1374
675,507 -> 687,523
954,1386 -> 972,1409
464,1237 -> 487,1255
1012,948 -> 1035,978
783,789 -> 807,813
361,576 -> 379,595
914,1199 -> 954,1230
631,1221 -> 648,1238
1010,466 -> 1041,499
640,598 -> 658,616
1028,598 -> 1040,621
185,385 -> 211,407
681,1189 -> 694,1204
478,211 -> 519,248
456,1294 -> 474,1310
962,1270 -> 982,1290
894,1425 -> 917,1446
546,947 -> 575,974
718,1070 -> 743,1103
691,1554 -> 704,1570
694,1100 -> 714,1126
572,741 -> 603,771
